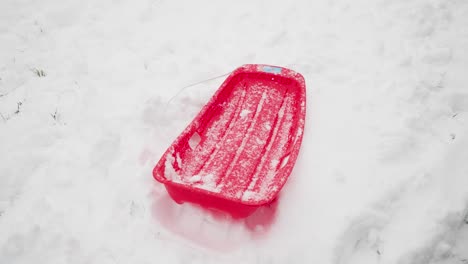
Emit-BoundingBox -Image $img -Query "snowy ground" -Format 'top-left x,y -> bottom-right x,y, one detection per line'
1,0 -> 468,263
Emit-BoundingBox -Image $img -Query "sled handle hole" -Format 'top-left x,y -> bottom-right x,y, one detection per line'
279,154 -> 290,169
188,132 -> 201,150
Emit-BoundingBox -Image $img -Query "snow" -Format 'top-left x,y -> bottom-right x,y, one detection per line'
192,174 -> 219,193
188,132 -> 201,150
187,175 -> 201,183
164,153 -> 180,182
164,154 -> 221,193
240,109 -> 252,118
1,0 -> 468,263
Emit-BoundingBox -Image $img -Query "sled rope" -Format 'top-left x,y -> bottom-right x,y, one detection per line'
166,71 -> 232,106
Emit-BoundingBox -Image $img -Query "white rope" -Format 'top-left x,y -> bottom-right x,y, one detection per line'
165,71 -> 232,107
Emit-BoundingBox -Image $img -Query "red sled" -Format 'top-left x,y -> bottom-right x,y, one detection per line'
153,64 -> 306,218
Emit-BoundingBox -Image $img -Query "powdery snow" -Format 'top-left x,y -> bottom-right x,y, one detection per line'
1,0 -> 468,264
240,109 -> 252,118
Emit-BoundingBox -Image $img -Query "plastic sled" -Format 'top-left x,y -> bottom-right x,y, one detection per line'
153,64 -> 306,218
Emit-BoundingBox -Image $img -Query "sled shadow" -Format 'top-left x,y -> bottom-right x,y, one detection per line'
151,192 -> 278,251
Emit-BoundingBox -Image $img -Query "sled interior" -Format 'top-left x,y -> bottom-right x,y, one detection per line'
154,65 -> 306,208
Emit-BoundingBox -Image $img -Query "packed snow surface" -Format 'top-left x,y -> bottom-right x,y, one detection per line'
1,0 -> 468,263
